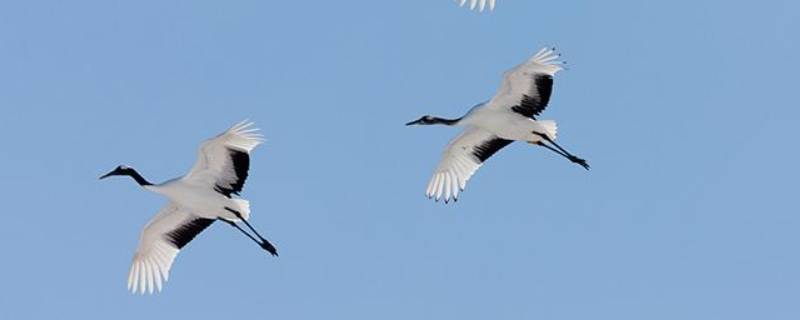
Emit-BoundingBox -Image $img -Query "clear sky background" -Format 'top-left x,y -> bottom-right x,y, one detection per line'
0,0 -> 798,319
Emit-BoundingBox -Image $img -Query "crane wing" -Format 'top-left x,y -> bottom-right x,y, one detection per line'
128,203 -> 214,294
183,121 -> 264,197
425,127 -> 513,203
458,0 -> 496,12
488,47 -> 565,118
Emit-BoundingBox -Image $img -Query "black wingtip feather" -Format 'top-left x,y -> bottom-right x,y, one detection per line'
214,148 -> 251,198
510,74 -> 554,119
472,138 -> 514,163
165,218 -> 215,249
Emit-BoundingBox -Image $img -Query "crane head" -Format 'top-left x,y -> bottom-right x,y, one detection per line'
405,115 -> 436,126
99,165 -> 133,180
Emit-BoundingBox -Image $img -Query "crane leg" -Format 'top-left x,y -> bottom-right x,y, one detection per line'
222,208 -> 279,256
532,132 -> 590,170
218,218 -> 262,247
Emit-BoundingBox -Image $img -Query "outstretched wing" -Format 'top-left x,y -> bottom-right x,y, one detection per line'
183,121 -> 264,197
128,203 -> 214,294
425,127 -> 513,203
457,0 -> 496,12
488,47 -> 565,118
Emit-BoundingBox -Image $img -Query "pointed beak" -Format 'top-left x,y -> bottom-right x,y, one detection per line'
99,171 -> 115,180
405,119 -> 422,126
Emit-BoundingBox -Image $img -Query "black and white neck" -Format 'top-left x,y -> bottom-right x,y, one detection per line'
125,168 -> 153,186
99,165 -> 153,186
406,115 -> 463,126
429,116 -> 461,125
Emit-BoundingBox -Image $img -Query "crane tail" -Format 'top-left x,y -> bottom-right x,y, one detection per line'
229,199 -> 251,221
535,120 -> 558,140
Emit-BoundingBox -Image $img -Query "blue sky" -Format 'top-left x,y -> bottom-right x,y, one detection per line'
1,0 -> 798,319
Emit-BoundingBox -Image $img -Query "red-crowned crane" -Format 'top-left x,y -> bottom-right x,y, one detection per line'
100,121 -> 277,294
407,48 -> 589,203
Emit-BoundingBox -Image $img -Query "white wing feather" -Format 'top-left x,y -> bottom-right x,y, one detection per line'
128,203 -> 195,294
183,120 -> 264,188
458,0 -> 496,11
488,47 -> 565,110
425,127 -> 509,203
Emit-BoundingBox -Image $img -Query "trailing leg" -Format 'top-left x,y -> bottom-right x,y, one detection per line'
532,132 -> 590,170
224,207 -> 279,256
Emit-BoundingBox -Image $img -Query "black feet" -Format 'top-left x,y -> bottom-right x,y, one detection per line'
261,240 -> 279,256
220,208 -> 278,257
568,155 -> 590,170
533,131 -> 590,170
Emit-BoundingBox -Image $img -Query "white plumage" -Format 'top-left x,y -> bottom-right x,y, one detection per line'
408,48 -> 588,203
128,203 -> 191,294
457,0 -> 496,12
101,121 -> 277,294
425,127 -> 496,202
185,121 -> 264,192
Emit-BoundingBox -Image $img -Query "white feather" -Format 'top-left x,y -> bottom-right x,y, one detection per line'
183,121 -> 264,189
457,0 -> 495,12
425,127 -> 509,203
